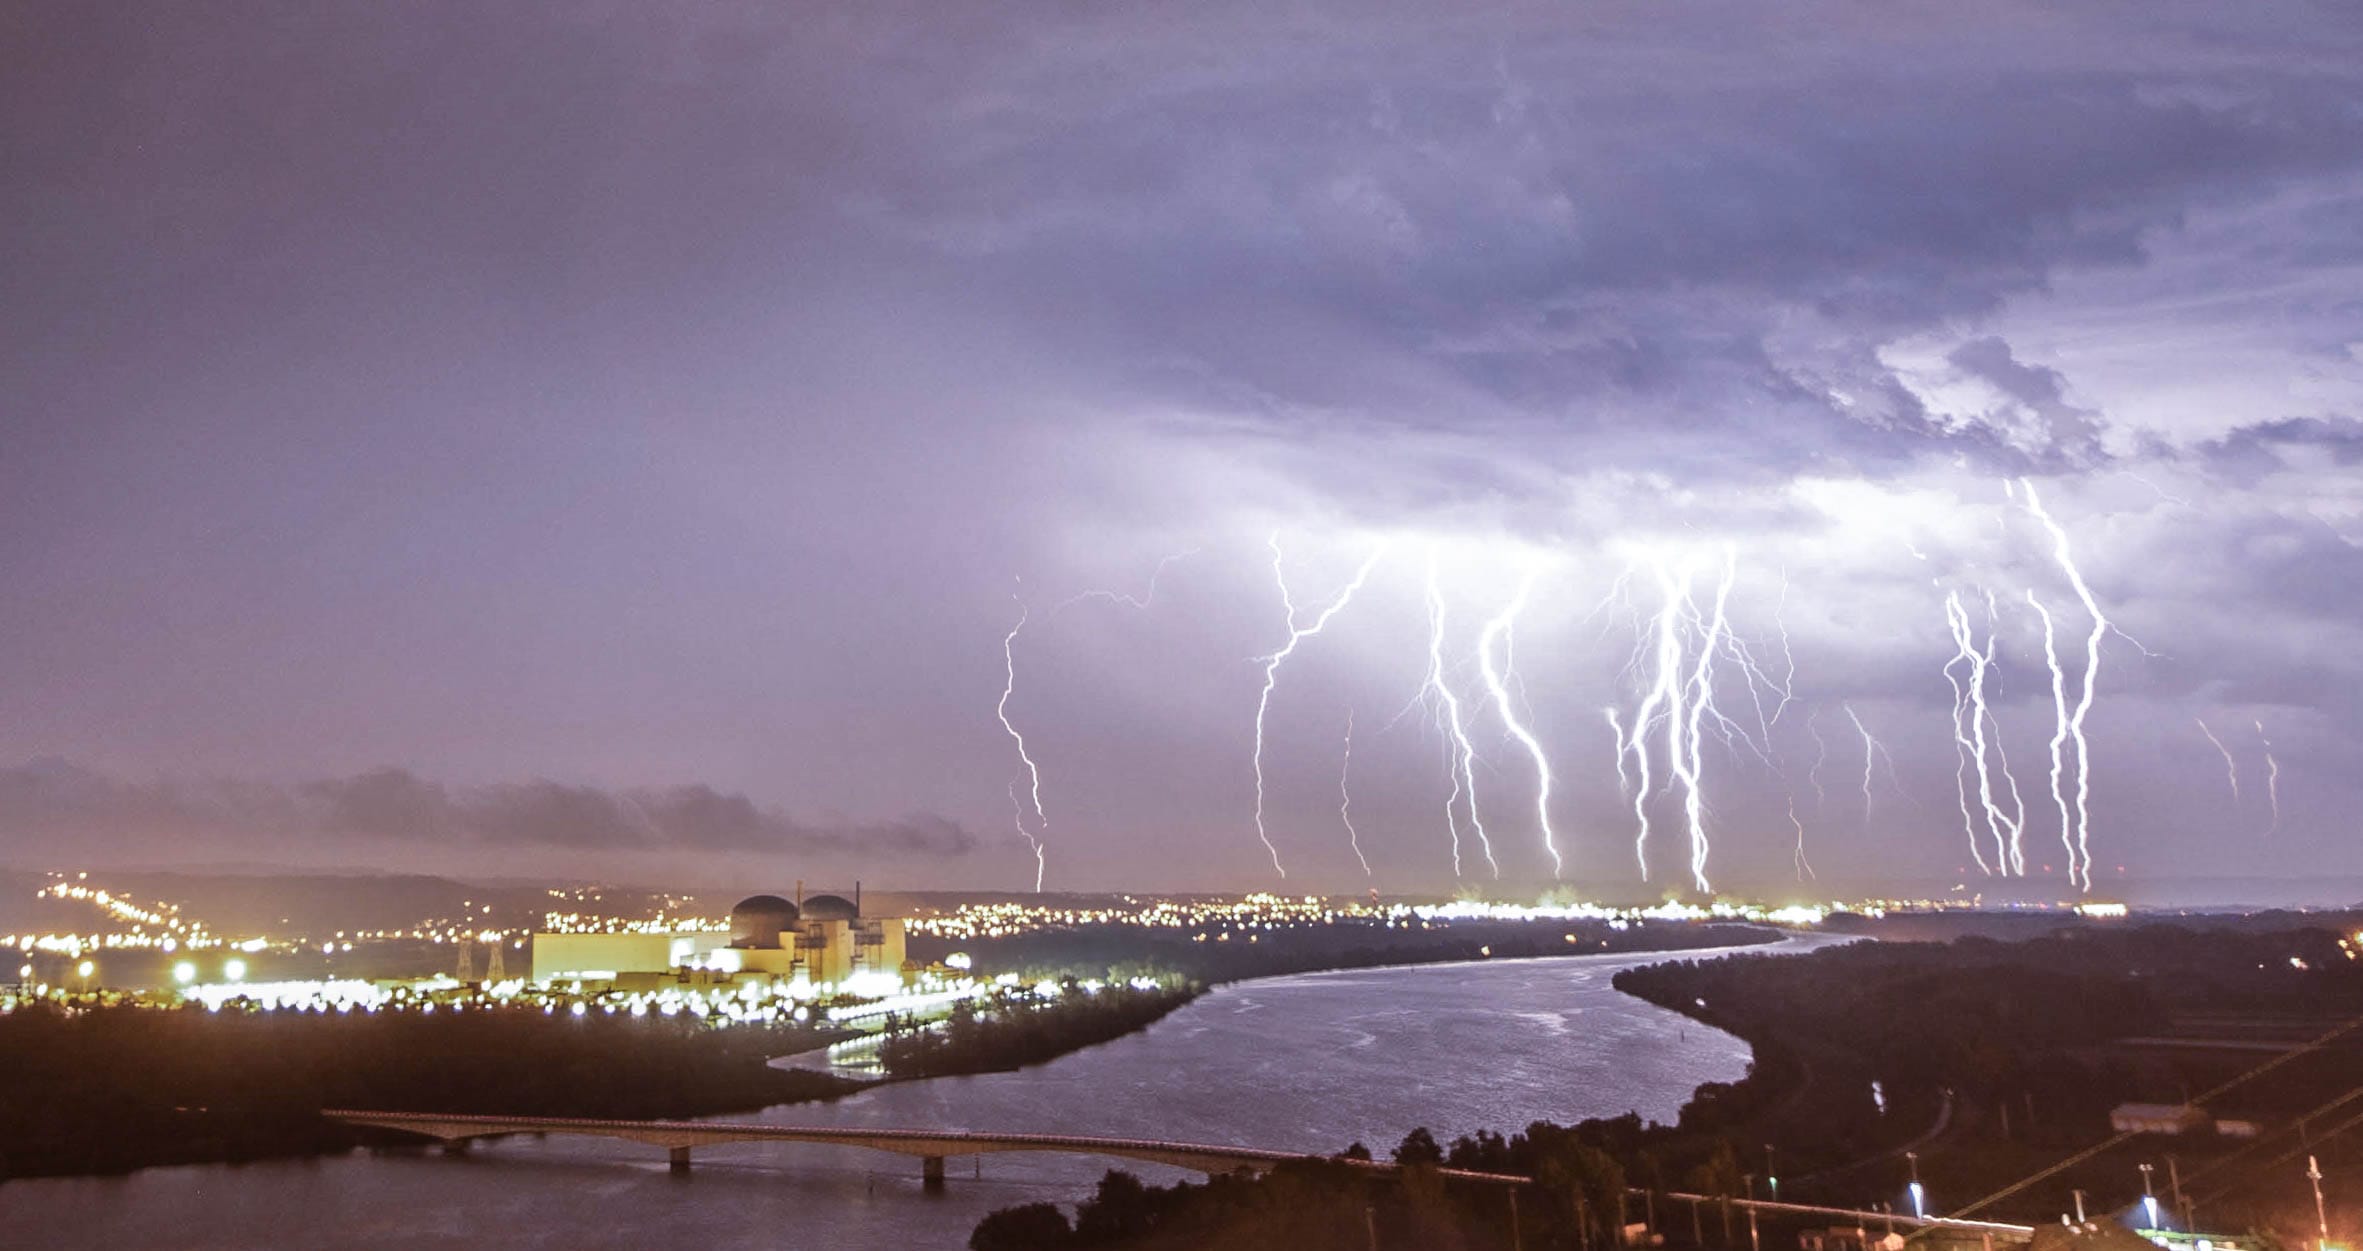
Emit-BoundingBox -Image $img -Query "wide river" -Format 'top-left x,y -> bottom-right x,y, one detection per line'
17,934 -> 1828,1249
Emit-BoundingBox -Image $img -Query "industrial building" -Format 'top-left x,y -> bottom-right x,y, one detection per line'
530,888 -> 908,990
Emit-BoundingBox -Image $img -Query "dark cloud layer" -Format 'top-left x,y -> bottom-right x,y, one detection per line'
0,761 -> 976,858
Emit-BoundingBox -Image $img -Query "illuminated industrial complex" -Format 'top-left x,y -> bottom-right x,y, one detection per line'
531,888 -> 908,991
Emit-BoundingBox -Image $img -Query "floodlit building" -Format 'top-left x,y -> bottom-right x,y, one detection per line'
530,887 -> 907,990
1800,1230 -> 1905,1251
2108,1103 -> 2210,1135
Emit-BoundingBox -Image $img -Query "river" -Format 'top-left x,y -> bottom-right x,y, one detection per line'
13,934 -> 1830,1249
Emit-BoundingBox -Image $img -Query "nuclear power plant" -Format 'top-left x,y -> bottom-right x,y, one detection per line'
530,886 -> 909,991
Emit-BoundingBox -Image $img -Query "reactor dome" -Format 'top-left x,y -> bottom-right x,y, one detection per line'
729,894 -> 800,948
800,893 -> 860,923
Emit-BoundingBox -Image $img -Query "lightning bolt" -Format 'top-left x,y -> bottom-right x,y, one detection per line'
991,553 -> 1193,894
1937,595 -> 2013,879
1334,710 -> 1371,879
2019,478 -> 2112,892
1251,535 -> 1389,877
1768,566 -> 1798,728
1804,706 -> 1829,812
1613,548 -> 1753,890
1046,550 -> 1199,616
2029,592 -> 2079,887
2194,717 -> 2240,802
1620,559 -> 1692,879
996,599 -> 1048,891
2255,719 -> 2282,835
1677,551 -> 1737,891
1786,787 -> 1816,882
1843,704 -> 1895,829
1980,593 -> 2032,876
1478,571 -> 1564,878
1606,707 -> 1632,798
1422,553 -> 1497,879
1940,593 -> 1997,876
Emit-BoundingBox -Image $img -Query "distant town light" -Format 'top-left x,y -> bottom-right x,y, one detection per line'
223,958 -> 247,982
172,961 -> 197,985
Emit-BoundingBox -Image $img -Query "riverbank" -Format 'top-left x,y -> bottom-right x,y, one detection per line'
934,917 -> 1781,988
6,936 -> 1778,1249
958,940 -> 1828,1251
0,919 -> 1780,1184
879,981 -> 1202,1079
969,918 -> 2363,1247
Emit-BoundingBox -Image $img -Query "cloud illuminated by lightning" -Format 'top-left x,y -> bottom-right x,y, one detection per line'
1250,535 -> 1389,877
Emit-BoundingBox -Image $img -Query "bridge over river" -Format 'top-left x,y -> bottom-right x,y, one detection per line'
325,1109 -> 1531,1189
328,1110 -> 2036,1242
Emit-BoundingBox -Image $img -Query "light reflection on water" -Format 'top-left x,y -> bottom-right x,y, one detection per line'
17,935 -> 1831,1250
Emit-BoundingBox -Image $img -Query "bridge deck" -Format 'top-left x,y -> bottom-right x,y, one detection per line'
324,1109 -> 1528,1184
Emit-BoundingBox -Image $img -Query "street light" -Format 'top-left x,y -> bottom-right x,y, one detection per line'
2308,1155 -> 2329,1251
1767,1145 -> 1780,1202
2140,1163 -> 2161,1230
1908,1151 -> 1926,1220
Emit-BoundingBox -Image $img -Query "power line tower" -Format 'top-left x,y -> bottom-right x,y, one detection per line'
455,940 -> 476,983
485,940 -> 506,984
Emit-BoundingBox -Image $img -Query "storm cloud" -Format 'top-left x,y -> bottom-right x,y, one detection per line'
0,761 -> 977,859
2,3 -> 2359,892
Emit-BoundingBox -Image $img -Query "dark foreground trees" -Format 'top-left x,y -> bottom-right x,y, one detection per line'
969,922 -> 2363,1248
0,1003 -> 855,1179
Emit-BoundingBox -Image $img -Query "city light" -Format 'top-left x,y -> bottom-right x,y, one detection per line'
224,958 -> 247,982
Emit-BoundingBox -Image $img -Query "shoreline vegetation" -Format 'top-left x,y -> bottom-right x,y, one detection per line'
876,915 -> 1785,1080
878,980 -> 1203,1079
0,1009 -> 861,1181
967,919 -> 2363,1250
0,917 -> 1773,1182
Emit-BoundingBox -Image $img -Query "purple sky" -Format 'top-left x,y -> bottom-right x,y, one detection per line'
4,3 -> 2360,896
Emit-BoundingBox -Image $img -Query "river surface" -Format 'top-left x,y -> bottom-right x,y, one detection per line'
13,934 -> 1831,1250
